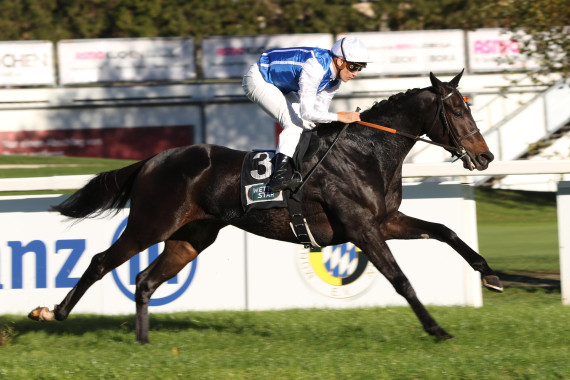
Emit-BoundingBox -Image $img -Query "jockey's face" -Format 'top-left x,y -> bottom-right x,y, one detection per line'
335,57 -> 363,82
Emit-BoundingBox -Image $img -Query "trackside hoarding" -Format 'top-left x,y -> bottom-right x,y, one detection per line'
0,41 -> 55,86
1,29 -> 548,86
201,34 -> 334,79
341,30 -> 466,76
0,183 -> 482,316
57,37 -> 196,85
467,28 -> 539,72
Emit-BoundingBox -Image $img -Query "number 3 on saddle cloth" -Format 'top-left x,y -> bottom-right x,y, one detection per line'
240,149 -> 287,209
240,132 -> 319,248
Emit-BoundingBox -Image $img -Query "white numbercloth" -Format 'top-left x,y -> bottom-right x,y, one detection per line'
242,63 -> 339,157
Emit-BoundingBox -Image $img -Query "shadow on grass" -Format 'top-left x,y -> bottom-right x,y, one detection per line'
497,271 -> 561,292
1,270 -> 561,342
0,312 -> 264,341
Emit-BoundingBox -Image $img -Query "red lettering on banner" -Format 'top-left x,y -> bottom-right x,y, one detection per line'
75,51 -> 106,60
0,126 -> 193,159
473,40 -> 520,54
216,47 -> 246,56
394,44 -> 416,50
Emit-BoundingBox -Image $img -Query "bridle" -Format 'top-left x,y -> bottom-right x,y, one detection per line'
430,90 -> 480,161
357,89 -> 480,162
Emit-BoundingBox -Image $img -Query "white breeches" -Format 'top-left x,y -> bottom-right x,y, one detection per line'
242,64 -> 315,158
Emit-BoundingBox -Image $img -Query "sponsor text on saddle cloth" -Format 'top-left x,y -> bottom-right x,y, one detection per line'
240,150 -> 287,211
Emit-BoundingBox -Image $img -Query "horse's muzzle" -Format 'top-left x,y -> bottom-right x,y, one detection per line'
461,151 -> 494,171
475,151 -> 494,170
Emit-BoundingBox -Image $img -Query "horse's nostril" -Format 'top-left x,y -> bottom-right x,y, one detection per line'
478,152 -> 494,165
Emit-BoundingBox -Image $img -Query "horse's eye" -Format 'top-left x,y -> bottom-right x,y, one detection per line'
453,111 -> 463,118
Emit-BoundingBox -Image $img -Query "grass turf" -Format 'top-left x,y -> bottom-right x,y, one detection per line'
0,288 -> 568,379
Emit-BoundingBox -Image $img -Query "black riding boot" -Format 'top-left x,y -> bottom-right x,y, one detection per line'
267,153 -> 302,192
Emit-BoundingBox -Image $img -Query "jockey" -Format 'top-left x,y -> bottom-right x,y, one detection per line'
242,36 -> 370,192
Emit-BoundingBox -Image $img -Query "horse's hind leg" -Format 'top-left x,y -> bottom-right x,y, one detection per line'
29,225 -> 156,323
134,240 -> 196,344
135,220 -> 225,343
380,211 -> 503,292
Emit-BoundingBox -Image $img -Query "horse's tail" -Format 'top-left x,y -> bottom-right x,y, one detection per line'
52,156 -> 154,219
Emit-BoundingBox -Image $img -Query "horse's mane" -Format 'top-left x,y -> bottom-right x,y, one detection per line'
367,87 -> 426,114
313,86 -> 431,138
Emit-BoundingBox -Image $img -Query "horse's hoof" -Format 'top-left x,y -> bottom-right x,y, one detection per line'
426,326 -> 454,341
436,332 -> 454,342
28,307 -> 56,322
482,275 -> 504,293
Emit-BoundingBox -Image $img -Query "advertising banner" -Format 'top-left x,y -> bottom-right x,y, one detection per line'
0,182 -> 481,317
57,38 -> 196,85
0,41 -> 55,86
201,34 -> 334,79
467,28 -> 538,72
342,30 -> 466,76
0,196 -> 247,315
0,125 -> 193,159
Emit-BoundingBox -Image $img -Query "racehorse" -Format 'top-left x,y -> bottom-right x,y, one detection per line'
29,71 -> 503,343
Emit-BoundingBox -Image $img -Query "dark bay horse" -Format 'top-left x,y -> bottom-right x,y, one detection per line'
29,71 -> 503,343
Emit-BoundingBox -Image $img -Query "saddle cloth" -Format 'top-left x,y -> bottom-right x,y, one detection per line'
239,148 -> 320,249
240,150 -> 287,212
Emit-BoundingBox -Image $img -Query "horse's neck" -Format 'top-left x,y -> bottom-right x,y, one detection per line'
350,90 -> 434,177
332,126 -> 414,181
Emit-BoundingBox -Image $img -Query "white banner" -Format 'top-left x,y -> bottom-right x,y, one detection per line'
0,183 -> 482,316
201,34 -> 334,79
0,41 -> 55,86
57,38 -> 196,85
467,28 -> 538,72
342,30 -> 466,76
0,195 -> 246,315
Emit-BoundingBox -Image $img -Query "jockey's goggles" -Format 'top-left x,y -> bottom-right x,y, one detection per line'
345,61 -> 366,72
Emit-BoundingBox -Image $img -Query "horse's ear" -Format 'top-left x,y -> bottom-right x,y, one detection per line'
429,72 -> 445,95
449,69 -> 464,88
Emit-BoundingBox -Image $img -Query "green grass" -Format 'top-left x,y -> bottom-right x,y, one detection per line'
0,155 -> 566,379
475,188 -> 559,273
0,155 -> 136,195
0,289 -> 568,379
0,155 -> 135,179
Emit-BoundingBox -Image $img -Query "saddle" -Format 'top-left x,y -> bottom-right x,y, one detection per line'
240,133 -> 319,248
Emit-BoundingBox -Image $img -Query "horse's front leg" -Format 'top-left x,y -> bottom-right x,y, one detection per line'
356,232 -> 453,340
380,211 -> 503,292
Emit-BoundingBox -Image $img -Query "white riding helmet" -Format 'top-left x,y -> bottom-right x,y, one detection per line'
331,37 -> 370,63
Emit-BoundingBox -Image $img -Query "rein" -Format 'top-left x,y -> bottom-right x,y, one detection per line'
356,120 -> 460,152
357,90 -> 480,161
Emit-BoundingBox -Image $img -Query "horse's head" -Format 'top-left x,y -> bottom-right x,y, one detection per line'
427,70 -> 494,171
